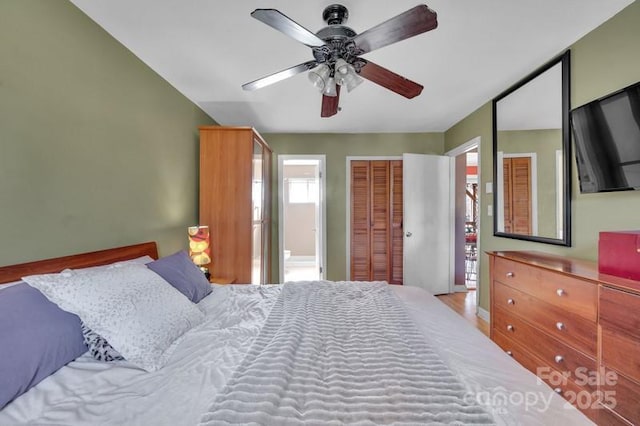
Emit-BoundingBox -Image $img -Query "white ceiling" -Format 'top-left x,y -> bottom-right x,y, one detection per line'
70,0 -> 634,134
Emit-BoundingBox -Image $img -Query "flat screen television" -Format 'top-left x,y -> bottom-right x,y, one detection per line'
570,80 -> 640,193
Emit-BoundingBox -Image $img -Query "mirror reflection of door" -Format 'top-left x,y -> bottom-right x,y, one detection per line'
502,156 -> 532,235
497,152 -> 538,236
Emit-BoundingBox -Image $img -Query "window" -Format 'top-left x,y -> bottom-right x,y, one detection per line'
288,178 -> 318,204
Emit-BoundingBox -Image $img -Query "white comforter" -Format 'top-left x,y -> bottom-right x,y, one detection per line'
200,281 -> 494,425
0,284 -> 592,426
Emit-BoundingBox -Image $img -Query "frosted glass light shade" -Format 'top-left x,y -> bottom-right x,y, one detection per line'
323,77 -> 338,97
308,64 -> 331,92
335,58 -> 349,76
342,65 -> 364,92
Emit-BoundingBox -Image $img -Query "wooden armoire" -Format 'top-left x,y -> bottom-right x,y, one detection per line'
350,160 -> 403,284
198,126 -> 271,284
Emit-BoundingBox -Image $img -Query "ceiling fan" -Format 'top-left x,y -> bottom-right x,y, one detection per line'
241,4 -> 438,117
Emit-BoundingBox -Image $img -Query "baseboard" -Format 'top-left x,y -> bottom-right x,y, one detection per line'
477,307 -> 490,323
453,284 -> 468,293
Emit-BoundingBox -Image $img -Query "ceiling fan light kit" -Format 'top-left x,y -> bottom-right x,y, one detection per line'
242,4 -> 438,117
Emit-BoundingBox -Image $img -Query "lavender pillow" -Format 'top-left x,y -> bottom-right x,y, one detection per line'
0,283 -> 87,410
147,250 -> 212,303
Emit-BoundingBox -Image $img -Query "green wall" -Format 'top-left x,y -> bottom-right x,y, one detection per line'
445,1 -> 640,311
265,133 -> 444,282
0,1 -> 215,266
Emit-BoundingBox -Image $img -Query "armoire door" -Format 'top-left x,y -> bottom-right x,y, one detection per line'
199,126 -> 271,285
350,160 -> 403,284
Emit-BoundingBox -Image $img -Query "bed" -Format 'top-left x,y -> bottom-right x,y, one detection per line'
0,242 -> 593,425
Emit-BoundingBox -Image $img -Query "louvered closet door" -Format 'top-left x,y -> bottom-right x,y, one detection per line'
350,160 -> 403,283
389,161 -> 403,284
351,161 -> 371,281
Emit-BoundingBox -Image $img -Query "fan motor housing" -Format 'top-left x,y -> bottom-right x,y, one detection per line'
316,25 -> 356,41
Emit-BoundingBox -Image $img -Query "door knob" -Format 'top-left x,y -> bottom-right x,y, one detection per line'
405,231 -> 412,237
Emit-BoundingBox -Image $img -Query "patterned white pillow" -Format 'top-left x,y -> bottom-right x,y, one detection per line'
23,263 -> 205,372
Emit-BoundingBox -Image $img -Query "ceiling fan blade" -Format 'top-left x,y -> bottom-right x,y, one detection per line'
251,9 -> 326,48
358,61 -> 423,99
352,5 -> 437,55
242,60 -> 318,91
321,85 -> 341,117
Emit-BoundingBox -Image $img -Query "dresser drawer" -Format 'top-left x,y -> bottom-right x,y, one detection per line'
493,257 -> 597,321
597,404 -> 634,426
601,326 -> 640,385
492,330 -> 541,373
493,307 -> 597,389
493,331 -> 598,422
600,286 -> 640,340
494,281 -> 597,356
600,368 -> 640,424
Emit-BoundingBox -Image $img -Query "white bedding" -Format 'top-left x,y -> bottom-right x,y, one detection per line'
0,284 -> 593,426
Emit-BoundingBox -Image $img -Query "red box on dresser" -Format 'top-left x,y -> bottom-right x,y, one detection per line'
598,231 -> 640,281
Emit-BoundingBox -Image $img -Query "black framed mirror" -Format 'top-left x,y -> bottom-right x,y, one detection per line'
492,50 -> 571,246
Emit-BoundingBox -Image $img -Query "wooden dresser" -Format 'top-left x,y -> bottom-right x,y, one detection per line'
488,251 -> 640,425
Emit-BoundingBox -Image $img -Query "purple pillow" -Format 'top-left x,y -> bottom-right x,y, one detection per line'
147,250 -> 212,303
0,283 -> 87,410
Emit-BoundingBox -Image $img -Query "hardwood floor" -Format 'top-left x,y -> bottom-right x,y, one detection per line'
436,291 -> 489,337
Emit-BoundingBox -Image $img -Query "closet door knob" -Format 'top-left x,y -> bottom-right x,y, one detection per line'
506,272 -> 515,278
506,351 -> 513,356
507,298 -> 515,305
554,355 -> 564,363
554,388 -> 562,394
556,322 -> 565,330
506,324 -> 514,332
556,288 -> 565,297
405,231 -> 412,237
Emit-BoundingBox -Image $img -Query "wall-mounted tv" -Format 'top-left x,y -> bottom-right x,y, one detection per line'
570,81 -> 640,193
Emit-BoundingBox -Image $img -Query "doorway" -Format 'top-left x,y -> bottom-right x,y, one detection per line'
464,151 -> 478,290
446,137 -> 482,313
278,156 -> 326,282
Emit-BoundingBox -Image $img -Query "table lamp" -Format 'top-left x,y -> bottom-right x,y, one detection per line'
188,225 -> 211,279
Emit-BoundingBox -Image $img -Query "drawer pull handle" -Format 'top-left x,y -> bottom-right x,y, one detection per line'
556,288 -> 565,297
506,351 -> 513,356
506,324 -> 514,332
506,272 -> 515,278
554,388 -> 562,394
556,322 -> 565,330
507,298 -> 515,305
554,355 -> 564,363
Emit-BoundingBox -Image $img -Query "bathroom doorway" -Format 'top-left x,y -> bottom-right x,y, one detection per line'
278,156 -> 326,282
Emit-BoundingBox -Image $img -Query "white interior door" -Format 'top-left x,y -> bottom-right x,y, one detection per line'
403,153 -> 452,295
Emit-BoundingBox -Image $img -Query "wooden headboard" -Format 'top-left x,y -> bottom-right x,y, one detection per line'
0,242 -> 159,285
